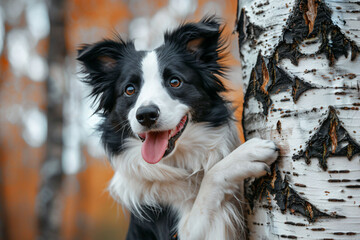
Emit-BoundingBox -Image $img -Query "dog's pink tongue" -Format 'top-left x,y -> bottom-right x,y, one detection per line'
141,131 -> 169,164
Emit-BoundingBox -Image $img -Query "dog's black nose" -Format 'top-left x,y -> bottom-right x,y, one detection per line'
136,105 -> 160,128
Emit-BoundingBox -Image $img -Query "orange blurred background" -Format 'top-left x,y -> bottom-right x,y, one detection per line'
0,0 -> 242,239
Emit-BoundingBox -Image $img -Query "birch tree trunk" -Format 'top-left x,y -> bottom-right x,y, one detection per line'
37,0 -> 66,239
236,0 -> 360,239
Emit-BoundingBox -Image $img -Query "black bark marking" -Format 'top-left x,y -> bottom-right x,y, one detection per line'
244,53 -> 297,115
311,228 -> 326,231
277,120 -> 282,134
284,221 -> 306,227
293,106 -> 360,171
328,170 -> 350,174
237,8 -> 264,52
319,26 -> 360,66
268,58 -> 294,94
277,0 -> 360,66
280,235 -> 298,239
328,199 -> 345,202
244,53 -> 272,115
245,164 -> 342,223
346,185 -> 360,189
292,77 -> 316,103
328,179 -> 351,183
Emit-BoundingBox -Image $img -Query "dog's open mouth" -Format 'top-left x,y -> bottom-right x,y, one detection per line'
138,115 -> 188,164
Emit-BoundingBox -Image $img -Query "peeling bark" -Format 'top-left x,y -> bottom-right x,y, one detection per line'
305,0 -> 318,35
238,0 -> 360,239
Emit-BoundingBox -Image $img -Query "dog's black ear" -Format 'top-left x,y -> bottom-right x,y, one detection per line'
164,15 -> 224,63
164,16 -> 227,95
77,40 -> 122,74
77,39 -> 127,114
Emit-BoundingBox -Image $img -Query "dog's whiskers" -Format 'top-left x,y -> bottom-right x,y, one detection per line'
111,119 -> 128,131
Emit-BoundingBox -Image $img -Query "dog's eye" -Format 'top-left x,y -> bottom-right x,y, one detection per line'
169,78 -> 182,88
125,85 -> 136,96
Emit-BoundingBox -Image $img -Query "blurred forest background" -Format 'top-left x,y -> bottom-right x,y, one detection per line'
0,0 -> 243,239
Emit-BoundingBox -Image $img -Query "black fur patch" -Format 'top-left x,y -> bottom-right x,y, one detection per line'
157,16 -> 232,127
126,206 -> 178,240
77,37 -> 145,154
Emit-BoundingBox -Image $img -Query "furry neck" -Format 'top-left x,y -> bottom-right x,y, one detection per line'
108,121 -> 240,212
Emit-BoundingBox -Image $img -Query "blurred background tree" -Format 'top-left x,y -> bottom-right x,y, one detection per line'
0,0 -> 242,239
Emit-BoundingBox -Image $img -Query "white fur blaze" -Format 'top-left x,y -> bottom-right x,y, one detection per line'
128,51 -> 189,134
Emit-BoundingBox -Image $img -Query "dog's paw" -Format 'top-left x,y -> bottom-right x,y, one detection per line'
213,138 -> 278,180
208,138 -> 279,184
242,138 -> 279,165
237,138 -> 278,178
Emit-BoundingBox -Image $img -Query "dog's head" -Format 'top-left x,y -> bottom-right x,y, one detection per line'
77,16 -> 232,164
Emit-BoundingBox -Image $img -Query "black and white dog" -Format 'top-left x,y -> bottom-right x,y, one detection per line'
78,16 -> 278,240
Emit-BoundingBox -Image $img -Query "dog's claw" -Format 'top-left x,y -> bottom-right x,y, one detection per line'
265,165 -> 271,174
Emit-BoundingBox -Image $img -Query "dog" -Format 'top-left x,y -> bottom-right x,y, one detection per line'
77,16 -> 278,240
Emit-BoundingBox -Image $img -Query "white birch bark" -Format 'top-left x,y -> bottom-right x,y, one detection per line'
237,0 -> 360,239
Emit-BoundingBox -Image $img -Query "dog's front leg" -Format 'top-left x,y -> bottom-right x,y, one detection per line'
178,138 -> 278,240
